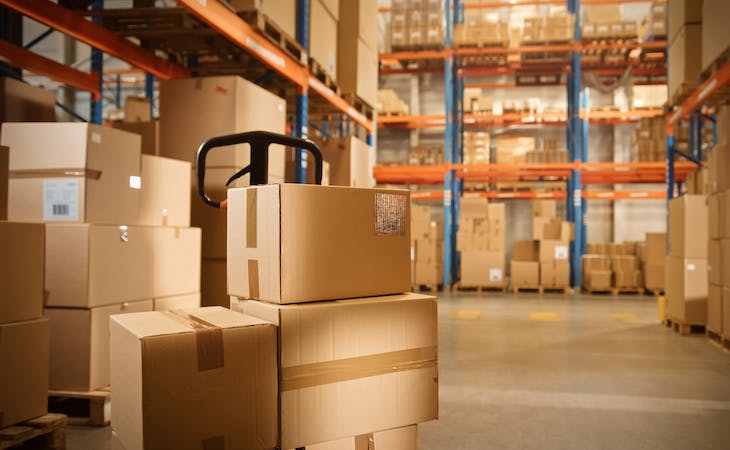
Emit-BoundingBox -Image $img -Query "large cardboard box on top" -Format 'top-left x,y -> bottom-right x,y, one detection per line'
45,224 -> 200,308
0,145 -> 7,220
337,35 -> 378,108
1,123 -> 141,224
310,0 -> 338,79
229,0 -> 297,37
159,76 -> 285,181
227,185 -> 411,303
1,222 -> 44,324
286,425 -> 417,450
669,195 -> 708,258
668,24 -> 702,100
0,77 -> 55,125
46,299 -> 153,391
460,250 -> 505,287
234,293 -> 438,449
337,0 -> 377,50
321,136 -> 373,187
110,307 -> 278,450
665,256 -> 708,323
0,318 -> 49,429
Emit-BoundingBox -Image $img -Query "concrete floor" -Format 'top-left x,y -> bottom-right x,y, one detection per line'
67,292 -> 730,449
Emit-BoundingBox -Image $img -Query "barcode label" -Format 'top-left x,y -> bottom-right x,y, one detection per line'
44,179 -> 79,221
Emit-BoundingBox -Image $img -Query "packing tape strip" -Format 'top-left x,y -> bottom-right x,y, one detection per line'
280,346 -> 437,392
246,189 -> 257,248
162,310 -> 224,372
202,435 -> 225,450
8,168 -> 102,180
354,433 -> 374,450
248,260 -> 260,299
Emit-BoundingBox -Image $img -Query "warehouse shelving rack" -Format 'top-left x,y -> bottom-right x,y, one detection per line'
377,0 -> 677,288
0,0 -> 375,182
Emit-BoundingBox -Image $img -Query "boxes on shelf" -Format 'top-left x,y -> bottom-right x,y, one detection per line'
668,0 -> 703,44
511,240 -> 540,289
632,85 -> 667,109
310,0 -> 338,79
463,131 -> 490,165
408,144 -> 443,165
702,0 -> 730,76
110,307 -> 278,450
227,185 -> 411,303
1,222 -> 45,324
521,14 -> 575,44
453,22 -> 509,47
229,0 -> 296,37
377,89 -> 409,116
232,293 -> 438,449
0,77 -> 56,126
496,135 -> 535,165
641,1 -> 667,39
668,23 -> 702,103
1,123 -> 142,224
390,1 -> 443,49
635,116 -> 667,162
412,206 -> 443,287
321,136 -> 374,187
337,35 -> 378,107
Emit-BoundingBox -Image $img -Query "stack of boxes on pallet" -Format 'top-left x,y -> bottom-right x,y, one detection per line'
453,12 -> 508,48
2,122 -> 201,394
111,184 -> 438,449
525,139 -> 569,164
464,89 -> 493,114
521,13 -> 575,44
642,232 -> 666,294
411,205 -> 443,288
408,144 -> 444,165
583,243 -> 640,293
666,195 -> 708,326
706,105 -> 730,339
533,200 -> 573,291
377,89 -> 410,116
390,0 -> 444,49
463,131 -> 489,165
337,0 -> 378,108
635,116 -> 667,162
309,0 -> 339,81
640,2 -> 666,40
457,197 -> 506,289
582,5 -> 638,42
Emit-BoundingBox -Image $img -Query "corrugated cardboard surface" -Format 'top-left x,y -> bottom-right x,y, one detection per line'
461,250 -> 505,287
723,240 -> 730,287
310,0 -> 338,78
0,222 -> 44,324
539,240 -> 569,264
723,287 -> 730,337
668,24 -> 702,99
666,256 -> 708,323
137,155 -> 190,227
337,0 -> 378,50
337,35 -> 378,108
237,294 -> 438,449
0,318 -> 49,428
229,0 -> 296,36
153,293 -> 201,311
701,0 -> 730,70
669,195 -> 708,258
709,239 -> 722,286
288,425 -> 418,450
708,284 -> 723,333
2,123 -> 141,224
645,232 -> 666,264
321,136 -> 373,187
0,146 -> 7,220
46,299 -> 153,391
532,199 -> 556,218
511,261 -> 539,287
460,197 -> 488,218
668,0 -> 702,44
0,77 -> 55,124
110,307 -> 277,450
644,263 -> 664,290
540,262 -> 569,288
159,76 -> 285,176
228,185 -> 411,303
111,121 -> 159,156
45,224 -> 200,308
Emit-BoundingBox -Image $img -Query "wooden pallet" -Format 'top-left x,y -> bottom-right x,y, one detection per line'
612,287 -> 645,296
392,43 -> 445,52
308,58 -> 340,95
644,289 -> 664,297
512,286 -> 541,294
540,286 -> 570,295
0,414 -> 67,450
48,388 -> 111,427
583,288 -> 614,295
413,284 -> 441,293
706,328 -> 730,351
453,283 -> 507,294
664,317 -> 706,336
342,93 -> 375,120
237,9 -> 307,66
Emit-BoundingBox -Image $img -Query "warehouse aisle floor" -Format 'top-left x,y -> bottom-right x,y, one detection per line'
66,293 -> 730,449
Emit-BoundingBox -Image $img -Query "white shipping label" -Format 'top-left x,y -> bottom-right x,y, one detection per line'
687,263 -> 696,271
555,245 -> 569,260
489,269 -> 503,282
43,179 -> 79,221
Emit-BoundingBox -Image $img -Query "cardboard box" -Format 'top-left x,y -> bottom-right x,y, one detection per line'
159,76 -> 285,179
644,263 -> 665,291
460,196 -> 488,218
227,185 -> 411,303
321,136 -> 373,187
540,261 -> 569,288
708,239 -> 722,285
513,240 -> 539,262
415,237 -> 442,264
585,270 -> 612,291
414,259 -> 443,286
137,155 -> 191,227
460,250 -> 505,287
0,222 -> 44,324
532,217 -> 553,240
615,270 -> 642,288
665,256 -> 708,323
723,240 -> 730,287
153,292 -> 201,311
337,35 -> 378,108
539,240 -> 569,264
110,307 -> 278,450
669,195 -> 708,258
709,193 -> 722,239
234,293 -> 438,449
0,77 -> 55,124
0,318 -> 49,428
46,299 -> 153,391
668,24 -> 702,100
229,0 -> 297,37
668,0 -> 703,43
701,0 -> 730,71
533,199 -> 556,218
708,284 -> 723,333
287,425 -> 418,450
111,121 -> 160,156
45,224 -> 200,308
511,261 -> 539,288
724,287 -> 730,338
582,254 -> 611,272
2,123 -> 141,224
202,258 -> 229,307
123,96 -> 150,122
613,255 -> 638,273
724,189 -> 730,238
0,145 -> 7,220
337,0 -> 378,50
645,232 -> 666,264
310,0 -> 338,79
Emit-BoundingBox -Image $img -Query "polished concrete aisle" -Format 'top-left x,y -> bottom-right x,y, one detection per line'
66,292 -> 730,449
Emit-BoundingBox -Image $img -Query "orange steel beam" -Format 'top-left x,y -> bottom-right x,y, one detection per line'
379,49 -> 450,61
669,59 -> 730,125
466,0 -> 663,7
583,190 -> 667,200
0,0 -> 189,80
0,40 -> 101,100
308,76 -> 373,132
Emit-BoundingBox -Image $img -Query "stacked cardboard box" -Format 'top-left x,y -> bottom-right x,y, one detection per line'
702,0 -> 730,73
377,89 -> 409,115
310,0 -> 338,80
511,240 -> 540,289
641,2 -> 667,40
613,255 -> 642,290
526,139 -> 569,163
111,97 -> 159,156
464,88 -> 493,114
159,75 -> 285,308
0,146 -> 7,220
643,232 -> 666,293
229,0 -> 296,37
668,1 -> 702,103
408,144 -> 443,165
495,135 -> 536,190
463,131 -> 489,165
453,21 -> 509,47
458,197 -> 506,288
337,0 -> 378,107
390,0 -> 444,49
2,123 -> 200,393
0,222 -> 49,429
411,205 -> 443,287
521,14 -> 575,44
632,85 -> 668,109
533,200 -> 573,289
635,116 -> 667,162
582,254 -> 612,291
0,77 -> 56,129
321,136 -> 374,187
666,195 -> 708,325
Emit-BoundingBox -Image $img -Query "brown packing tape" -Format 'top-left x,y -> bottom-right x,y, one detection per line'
162,311 -> 225,371
247,259 -> 260,299
280,346 -> 438,392
355,433 -> 374,450
202,435 -> 225,450
246,189 -> 257,248
8,168 -> 102,180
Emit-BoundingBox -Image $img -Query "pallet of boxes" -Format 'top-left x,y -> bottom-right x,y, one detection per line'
582,243 -> 643,295
706,104 -> 730,346
1,121 -> 201,426
110,172 -> 438,448
530,200 -> 573,294
390,0 -> 444,50
456,196 -> 507,292
582,244 -> 613,294
642,232 -> 666,295
411,205 -> 443,292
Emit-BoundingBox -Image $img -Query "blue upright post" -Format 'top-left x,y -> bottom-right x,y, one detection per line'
90,0 -> 104,125
144,73 -> 155,120
295,0 -> 310,183
443,0 -> 457,288
567,0 -> 583,288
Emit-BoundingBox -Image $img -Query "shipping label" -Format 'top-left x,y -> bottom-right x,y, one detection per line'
43,179 -> 79,221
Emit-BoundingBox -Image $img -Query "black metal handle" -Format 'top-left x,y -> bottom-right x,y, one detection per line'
196,130 -> 323,208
